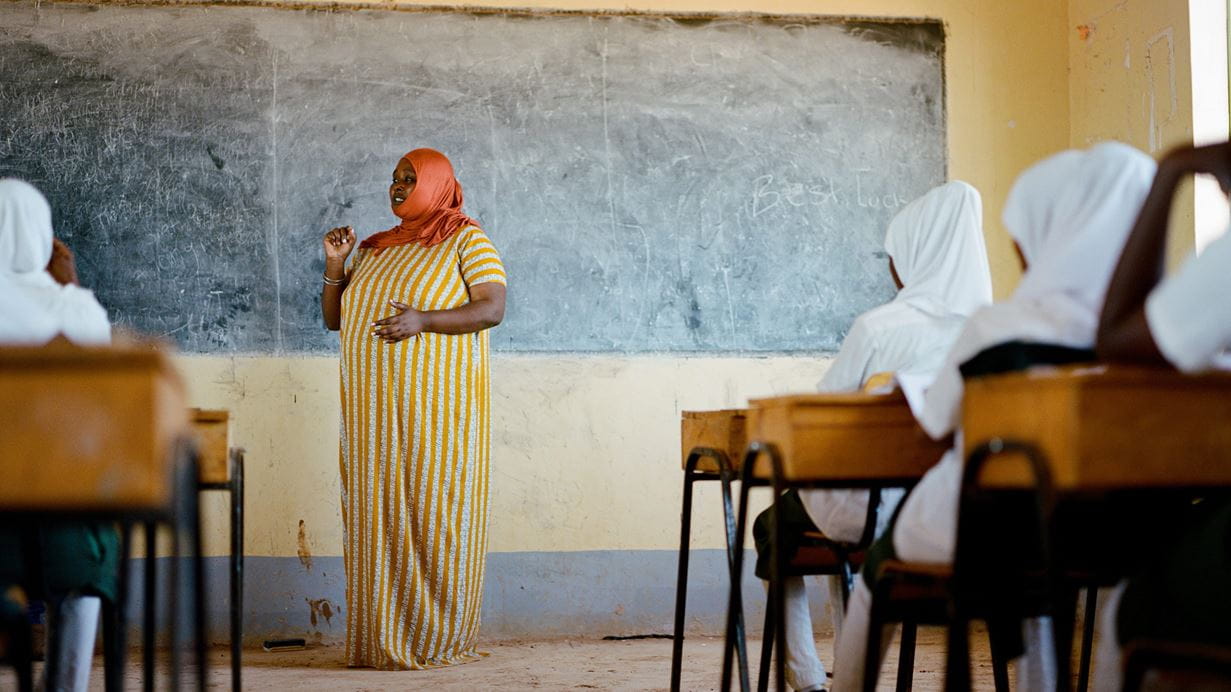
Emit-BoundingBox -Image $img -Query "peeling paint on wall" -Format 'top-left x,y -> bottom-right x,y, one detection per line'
1145,25 -> 1177,152
297,519 -> 313,570
306,597 -> 339,629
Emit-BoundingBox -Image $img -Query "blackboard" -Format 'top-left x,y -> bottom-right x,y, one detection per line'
0,3 -> 946,353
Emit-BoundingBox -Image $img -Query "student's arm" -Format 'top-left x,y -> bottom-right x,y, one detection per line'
1097,142 -> 1231,363
321,226 -> 356,331
818,319 -> 875,392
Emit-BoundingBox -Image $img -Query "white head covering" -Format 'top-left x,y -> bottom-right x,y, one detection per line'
917,142 -> 1156,438
884,180 -> 992,319
1000,141 -> 1158,346
0,178 -> 110,345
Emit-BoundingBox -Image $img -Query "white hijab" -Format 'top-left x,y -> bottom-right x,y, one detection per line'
918,142 -> 1156,438
0,179 -> 110,345
884,180 -> 992,319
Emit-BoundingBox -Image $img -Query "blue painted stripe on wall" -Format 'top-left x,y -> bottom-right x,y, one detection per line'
124,550 -> 837,646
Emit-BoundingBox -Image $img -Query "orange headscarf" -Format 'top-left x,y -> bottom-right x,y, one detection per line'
360,148 -> 479,252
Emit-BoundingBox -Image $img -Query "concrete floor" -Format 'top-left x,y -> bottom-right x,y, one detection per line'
6,624 -> 1053,690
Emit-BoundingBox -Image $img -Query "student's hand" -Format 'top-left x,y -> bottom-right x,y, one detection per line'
323,226 -> 356,262
46,238 -> 80,286
372,300 -> 426,343
1163,142 -> 1231,195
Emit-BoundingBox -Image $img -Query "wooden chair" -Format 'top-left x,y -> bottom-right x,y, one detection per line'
754,507 -> 876,692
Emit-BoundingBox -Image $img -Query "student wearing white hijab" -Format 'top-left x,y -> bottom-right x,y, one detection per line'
0,178 -> 112,692
0,178 -> 109,345
830,142 -> 1157,692
1091,140 -> 1231,691
755,181 -> 992,692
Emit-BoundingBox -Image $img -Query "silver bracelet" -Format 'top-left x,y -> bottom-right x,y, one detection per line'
323,273 -> 346,286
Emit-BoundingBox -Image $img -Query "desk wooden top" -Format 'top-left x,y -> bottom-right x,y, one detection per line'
681,409 -> 748,473
744,391 -> 946,483
191,408 -> 232,484
963,365 -> 1231,491
0,343 -> 188,511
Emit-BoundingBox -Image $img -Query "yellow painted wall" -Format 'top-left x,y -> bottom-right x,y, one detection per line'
1068,0 -> 1196,268
144,0 -> 1077,558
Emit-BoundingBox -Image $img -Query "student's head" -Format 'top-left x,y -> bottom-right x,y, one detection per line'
883,180 -> 992,318
1002,142 -> 1155,313
0,178 -> 53,276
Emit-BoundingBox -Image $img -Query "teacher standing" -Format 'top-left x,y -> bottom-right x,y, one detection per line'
320,148 -> 507,670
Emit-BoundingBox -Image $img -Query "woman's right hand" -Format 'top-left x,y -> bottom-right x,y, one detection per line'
324,226 -> 357,262
47,238 -> 80,286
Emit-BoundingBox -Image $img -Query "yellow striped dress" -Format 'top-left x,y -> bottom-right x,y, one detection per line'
338,225 -> 505,670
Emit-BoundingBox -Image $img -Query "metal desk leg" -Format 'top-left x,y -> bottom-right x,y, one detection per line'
104,523 -> 132,692
673,449 -> 747,692
143,521 -> 156,692
721,445 -> 762,692
757,593 -> 774,692
1077,585 -> 1096,692
187,457 -> 208,691
669,455 -> 701,692
230,450 -> 245,692
768,448 -> 787,692
13,614 -> 32,692
718,456 -> 750,690
169,498 -> 182,689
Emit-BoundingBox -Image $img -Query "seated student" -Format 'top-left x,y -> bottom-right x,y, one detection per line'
0,178 -> 113,692
829,142 -> 1157,691
1092,140 -> 1231,691
752,181 -> 993,692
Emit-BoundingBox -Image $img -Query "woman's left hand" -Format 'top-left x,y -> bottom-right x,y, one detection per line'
372,301 -> 427,343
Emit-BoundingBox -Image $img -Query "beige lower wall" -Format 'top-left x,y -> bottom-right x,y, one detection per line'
183,353 -> 831,558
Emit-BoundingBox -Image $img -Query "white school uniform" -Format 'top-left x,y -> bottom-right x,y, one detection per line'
0,179 -> 111,692
1145,227 -> 1231,372
831,142 -> 1157,692
776,181 -> 992,691
805,180 -> 992,544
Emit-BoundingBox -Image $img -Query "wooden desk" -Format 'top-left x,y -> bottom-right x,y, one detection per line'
0,342 -> 205,691
0,343 -> 187,510
746,391 -> 947,483
963,365 -> 1231,491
